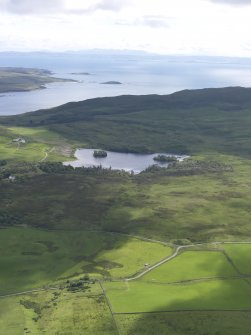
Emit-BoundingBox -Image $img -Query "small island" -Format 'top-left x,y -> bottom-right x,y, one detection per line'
0,67 -> 77,93
70,72 -> 92,75
153,154 -> 178,163
101,81 -> 122,85
93,150 -> 108,158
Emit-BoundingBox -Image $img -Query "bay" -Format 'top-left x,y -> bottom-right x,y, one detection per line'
1,52 -> 251,115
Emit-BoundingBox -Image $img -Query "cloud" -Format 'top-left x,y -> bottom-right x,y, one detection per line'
137,16 -> 170,28
209,0 -> 251,5
117,15 -> 170,29
91,0 -> 127,11
0,0 -> 64,14
72,0 -> 130,14
0,0 -> 129,15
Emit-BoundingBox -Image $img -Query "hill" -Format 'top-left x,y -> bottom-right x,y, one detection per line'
2,87 -> 251,334
2,86 -> 251,156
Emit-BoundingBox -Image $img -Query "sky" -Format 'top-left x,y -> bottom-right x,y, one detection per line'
1,0 -> 251,56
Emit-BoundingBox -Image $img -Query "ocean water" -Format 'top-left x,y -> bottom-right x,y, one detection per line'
1,52 -> 251,115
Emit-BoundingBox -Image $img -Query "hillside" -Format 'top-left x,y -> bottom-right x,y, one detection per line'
2,86 -> 251,156
2,87 -> 251,334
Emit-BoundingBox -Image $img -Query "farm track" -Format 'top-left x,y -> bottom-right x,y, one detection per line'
1,230 -> 251,299
40,146 -> 55,162
0,286 -> 59,299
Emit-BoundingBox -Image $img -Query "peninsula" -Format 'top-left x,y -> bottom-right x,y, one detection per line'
0,67 -> 76,93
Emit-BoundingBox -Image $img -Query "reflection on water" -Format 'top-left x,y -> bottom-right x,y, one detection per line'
64,149 -> 188,173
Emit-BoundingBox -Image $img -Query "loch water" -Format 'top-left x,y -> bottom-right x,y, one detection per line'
64,149 -> 188,173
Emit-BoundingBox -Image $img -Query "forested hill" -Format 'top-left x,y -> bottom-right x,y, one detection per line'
2,86 -> 251,156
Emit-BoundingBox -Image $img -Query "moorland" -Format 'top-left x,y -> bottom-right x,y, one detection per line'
1,86 -> 251,334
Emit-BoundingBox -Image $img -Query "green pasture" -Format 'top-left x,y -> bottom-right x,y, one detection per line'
223,243 -> 251,274
115,311 -> 251,335
0,228 -> 169,294
142,250 -> 237,283
105,279 -> 251,313
0,125 -> 70,162
96,238 -> 172,278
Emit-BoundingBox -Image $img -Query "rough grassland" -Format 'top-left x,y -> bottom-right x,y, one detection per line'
105,279 -> 251,313
0,284 -> 117,335
2,89 -> 251,333
0,228 -> 170,294
0,156 -> 251,242
142,250 -> 237,283
2,154 -> 251,243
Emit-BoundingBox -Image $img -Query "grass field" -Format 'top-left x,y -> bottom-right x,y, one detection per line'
115,311 -> 251,335
96,238 -> 172,278
104,243 -> 251,331
142,250 -> 237,283
105,279 -> 251,313
0,125 -> 71,162
0,284 -> 117,335
0,228 -> 170,294
223,244 -> 251,275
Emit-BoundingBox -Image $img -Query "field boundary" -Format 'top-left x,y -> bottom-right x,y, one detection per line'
99,281 -> 122,335
140,274 -> 251,285
113,309 -> 251,315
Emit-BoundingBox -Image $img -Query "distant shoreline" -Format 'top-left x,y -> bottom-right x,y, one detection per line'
0,67 -> 77,94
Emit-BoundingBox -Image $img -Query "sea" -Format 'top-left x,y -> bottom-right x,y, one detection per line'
1,51 -> 251,115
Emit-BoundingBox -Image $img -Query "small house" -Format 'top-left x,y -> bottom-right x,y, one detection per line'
12,138 -> 26,144
8,175 -> 16,182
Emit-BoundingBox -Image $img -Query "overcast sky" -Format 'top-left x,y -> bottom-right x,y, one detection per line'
1,0 -> 251,56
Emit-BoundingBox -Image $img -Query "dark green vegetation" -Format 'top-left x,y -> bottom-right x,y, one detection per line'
153,154 -> 178,163
2,87 -> 251,334
2,86 -> 251,156
0,156 -> 249,242
93,149 -> 108,157
0,67 -> 75,93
